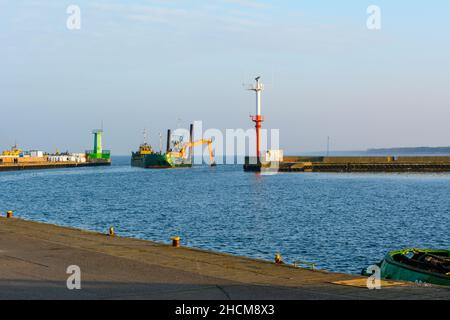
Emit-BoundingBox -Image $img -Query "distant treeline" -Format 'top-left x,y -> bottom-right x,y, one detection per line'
366,147 -> 450,155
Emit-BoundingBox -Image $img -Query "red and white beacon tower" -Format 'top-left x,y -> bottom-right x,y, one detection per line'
248,76 -> 264,163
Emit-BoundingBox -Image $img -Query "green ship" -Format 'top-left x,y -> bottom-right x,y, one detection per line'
131,144 -> 192,168
131,126 -> 215,169
364,248 -> 450,286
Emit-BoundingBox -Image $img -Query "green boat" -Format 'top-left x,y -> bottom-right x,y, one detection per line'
368,249 -> 450,286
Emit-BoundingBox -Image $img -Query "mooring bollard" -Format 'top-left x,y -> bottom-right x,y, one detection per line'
6,211 -> 13,218
108,227 -> 115,237
171,236 -> 181,247
275,253 -> 284,265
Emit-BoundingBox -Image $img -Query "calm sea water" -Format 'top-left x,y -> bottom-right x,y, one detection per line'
1,156 -> 449,274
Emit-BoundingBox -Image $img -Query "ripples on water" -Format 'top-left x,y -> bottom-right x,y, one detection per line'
1,156 -> 449,274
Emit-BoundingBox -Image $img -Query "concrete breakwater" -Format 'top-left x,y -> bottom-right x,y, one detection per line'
244,156 -> 450,173
0,160 -> 111,172
0,216 -> 449,299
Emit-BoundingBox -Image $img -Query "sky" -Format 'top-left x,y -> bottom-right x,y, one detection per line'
1,0 -> 449,155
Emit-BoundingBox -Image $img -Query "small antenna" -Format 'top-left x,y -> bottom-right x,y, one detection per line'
176,118 -> 183,129
143,129 -> 148,144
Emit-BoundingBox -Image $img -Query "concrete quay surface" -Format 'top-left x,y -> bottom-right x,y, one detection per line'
0,217 -> 449,300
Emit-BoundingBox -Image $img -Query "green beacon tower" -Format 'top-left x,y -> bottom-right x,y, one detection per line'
87,129 -> 111,162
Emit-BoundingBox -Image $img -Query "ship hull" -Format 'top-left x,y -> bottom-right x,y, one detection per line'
131,153 -> 191,169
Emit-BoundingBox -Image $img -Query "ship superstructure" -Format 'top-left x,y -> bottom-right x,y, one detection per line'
131,124 -> 215,169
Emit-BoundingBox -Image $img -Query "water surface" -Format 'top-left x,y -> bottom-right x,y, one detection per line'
1,156 -> 449,274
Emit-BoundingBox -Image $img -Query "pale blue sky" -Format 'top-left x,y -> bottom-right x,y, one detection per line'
1,1 -> 449,154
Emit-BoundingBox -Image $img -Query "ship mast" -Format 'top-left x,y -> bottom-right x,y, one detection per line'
143,129 -> 148,145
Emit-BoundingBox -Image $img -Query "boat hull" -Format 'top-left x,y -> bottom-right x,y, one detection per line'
380,249 -> 450,286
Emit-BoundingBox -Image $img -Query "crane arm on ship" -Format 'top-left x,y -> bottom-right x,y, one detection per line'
170,139 -> 216,166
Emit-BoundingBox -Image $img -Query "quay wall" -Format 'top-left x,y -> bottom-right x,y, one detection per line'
245,155 -> 450,173
283,156 -> 450,164
2,217 -> 450,299
0,161 -> 111,172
